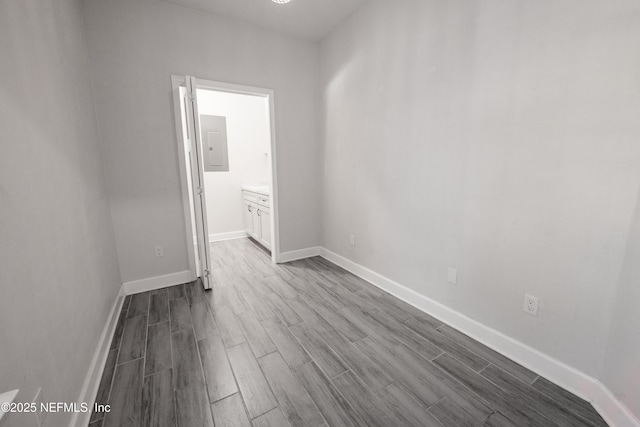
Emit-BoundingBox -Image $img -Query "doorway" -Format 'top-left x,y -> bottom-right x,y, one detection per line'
171,76 -> 281,290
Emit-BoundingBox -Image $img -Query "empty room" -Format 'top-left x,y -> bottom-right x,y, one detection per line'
1,0 -> 639,426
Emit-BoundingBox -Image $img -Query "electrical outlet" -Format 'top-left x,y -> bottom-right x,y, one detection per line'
154,246 -> 164,257
33,388 -> 44,427
349,234 -> 356,246
523,294 -> 539,316
447,268 -> 458,285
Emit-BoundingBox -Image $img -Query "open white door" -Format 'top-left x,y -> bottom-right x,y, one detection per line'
173,74 -> 281,281
185,76 -> 213,290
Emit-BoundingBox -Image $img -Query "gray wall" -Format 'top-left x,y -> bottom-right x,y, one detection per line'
0,0 -> 121,426
82,0 -> 322,283
602,184 -> 640,417
320,0 -> 640,379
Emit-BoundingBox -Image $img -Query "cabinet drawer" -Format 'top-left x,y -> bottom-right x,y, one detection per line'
243,191 -> 258,203
257,194 -> 270,208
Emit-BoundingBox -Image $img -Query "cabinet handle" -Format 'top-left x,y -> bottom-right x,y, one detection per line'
257,209 -> 261,217
248,206 -> 252,212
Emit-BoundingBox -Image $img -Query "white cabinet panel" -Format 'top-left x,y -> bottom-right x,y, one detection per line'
242,190 -> 272,251
251,204 -> 260,240
258,207 -> 271,250
244,200 -> 254,237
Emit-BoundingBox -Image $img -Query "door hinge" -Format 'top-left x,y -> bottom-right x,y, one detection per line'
204,269 -> 210,277
196,186 -> 203,195
189,91 -> 196,102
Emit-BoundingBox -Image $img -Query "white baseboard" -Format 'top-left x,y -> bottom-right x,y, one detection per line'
123,270 -> 193,295
70,285 -> 125,427
277,246 -> 321,263
209,231 -> 247,243
317,247 -> 639,427
592,380 -> 640,427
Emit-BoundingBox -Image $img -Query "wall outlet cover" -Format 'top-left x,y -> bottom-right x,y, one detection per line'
523,294 -> 540,316
154,246 -> 164,257
349,234 -> 355,246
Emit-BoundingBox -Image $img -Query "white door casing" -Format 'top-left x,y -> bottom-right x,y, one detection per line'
172,75 -> 282,286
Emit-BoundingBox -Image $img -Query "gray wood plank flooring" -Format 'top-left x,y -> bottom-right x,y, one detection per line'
170,297 -> 193,333
172,328 -> 204,391
119,314 -> 147,364
149,292 -> 169,325
227,342 -> 278,419
429,397 -> 478,427
103,358 -> 144,427
142,369 -> 175,427
191,301 -> 216,341
258,351 -> 325,427
211,393 -> 252,427
332,371 -> 396,427
145,321 -> 172,376
174,383 -> 214,427
290,322 -> 348,379
293,361 -> 365,427
198,333 -> 238,403
237,311 -> 277,358
89,349 -> 118,423
252,408 -> 289,427
90,238 -> 608,426
377,383 -> 441,427
484,412 -> 518,427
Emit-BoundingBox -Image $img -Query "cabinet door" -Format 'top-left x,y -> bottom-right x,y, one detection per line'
258,207 -> 271,250
243,201 -> 254,236
251,204 -> 261,240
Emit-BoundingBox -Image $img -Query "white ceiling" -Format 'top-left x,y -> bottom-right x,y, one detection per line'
159,0 -> 367,41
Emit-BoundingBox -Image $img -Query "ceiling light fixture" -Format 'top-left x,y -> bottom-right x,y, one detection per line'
272,0 -> 292,4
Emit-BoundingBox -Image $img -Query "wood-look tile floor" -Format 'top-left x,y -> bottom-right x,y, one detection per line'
89,238 -> 608,427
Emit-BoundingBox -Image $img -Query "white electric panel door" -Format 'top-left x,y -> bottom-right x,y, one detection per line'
200,115 -> 229,172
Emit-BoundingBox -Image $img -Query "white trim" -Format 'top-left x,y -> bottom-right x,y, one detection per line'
278,246 -> 321,263
171,75 -> 198,283
317,247 -> 640,427
209,231 -> 247,243
70,285 -> 125,427
123,270 -> 193,295
267,91 -> 281,264
173,76 -> 282,267
592,381 -> 640,427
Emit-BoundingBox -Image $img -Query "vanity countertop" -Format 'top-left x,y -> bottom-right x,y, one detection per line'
242,185 -> 270,196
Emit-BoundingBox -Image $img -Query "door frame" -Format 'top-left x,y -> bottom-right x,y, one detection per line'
170,75 -> 282,277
